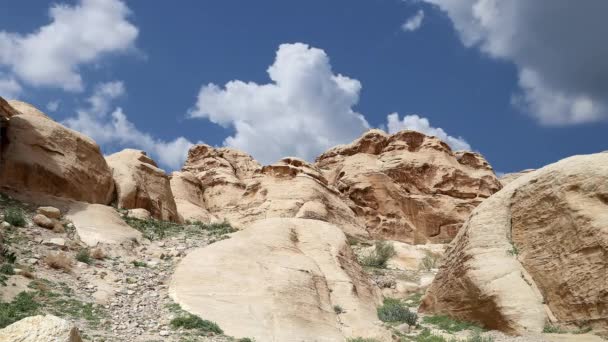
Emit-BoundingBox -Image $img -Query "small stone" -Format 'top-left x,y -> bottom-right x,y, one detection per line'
43,237 -> 66,248
1,221 -> 10,228
33,214 -> 55,229
36,206 -> 61,219
127,290 -> 135,295
159,330 -> 170,336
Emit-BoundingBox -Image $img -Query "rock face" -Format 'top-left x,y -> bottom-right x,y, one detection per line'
106,149 -> 179,222
169,171 -> 217,223
170,218 -> 389,341
315,129 -> 501,243
499,169 -> 535,186
0,314 -> 83,342
420,152 -> 608,334
0,99 -> 114,204
180,144 -> 369,237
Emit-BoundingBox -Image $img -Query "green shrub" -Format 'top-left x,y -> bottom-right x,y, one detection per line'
0,291 -> 40,328
543,324 -> 565,333
0,263 -> 14,275
465,331 -> 494,342
75,249 -> 91,264
237,338 -> 255,342
415,329 -> 448,342
4,207 -> 26,227
333,305 -> 344,314
360,241 -> 396,268
193,220 -> 237,237
170,314 -> 223,334
131,260 -> 147,268
422,315 -> 481,333
377,298 -> 417,326
0,248 -> 16,264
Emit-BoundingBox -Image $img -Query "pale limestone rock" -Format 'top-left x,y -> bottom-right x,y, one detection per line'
32,214 -> 54,229
0,99 -> 114,204
169,171 -> 217,223
43,238 -> 66,248
0,314 -> 83,342
36,206 -> 61,219
421,152 -> 608,335
315,129 -> 501,243
106,149 -> 179,222
66,202 -> 142,247
170,218 -> 390,342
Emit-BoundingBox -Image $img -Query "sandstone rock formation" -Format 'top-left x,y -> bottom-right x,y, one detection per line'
420,152 -> 608,334
180,144 -> 369,237
0,315 -> 83,342
0,99 -> 114,204
499,169 -> 535,186
315,129 -> 501,243
170,218 -> 389,341
169,171 -> 217,223
106,149 -> 179,222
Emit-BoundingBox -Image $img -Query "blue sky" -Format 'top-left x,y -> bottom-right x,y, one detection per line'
1,0 -> 607,172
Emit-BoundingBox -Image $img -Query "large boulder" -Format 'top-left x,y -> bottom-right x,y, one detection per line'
315,129 -> 501,243
0,99 -> 114,204
180,144 -> 369,237
0,314 -> 83,341
106,149 -> 179,222
169,218 -> 390,341
420,152 -> 608,334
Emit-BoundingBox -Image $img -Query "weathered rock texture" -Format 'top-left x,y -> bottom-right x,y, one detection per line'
169,171 -> 217,223
0,99 -> 114,204
0,314 -> 83,342
420,152 -> 608,334
499,169 -> 535,187
106,149 -> 179,222
170,218 -> 389,341
315,129 -> 501,243
180,144 -> 369,237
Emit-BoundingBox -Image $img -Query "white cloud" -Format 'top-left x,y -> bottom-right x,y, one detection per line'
386,113 -> 471,151
46,100 -> 60,112
0,0 -> 138,92
189,43 -> 370,164
402,10 -> 425,32
0,74 -> 21,99
64,81 -> 195,170
422,0 -> 608,125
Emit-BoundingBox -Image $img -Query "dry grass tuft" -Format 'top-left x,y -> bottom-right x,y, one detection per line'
90,247 -> 106,260
44,252 -> 72,272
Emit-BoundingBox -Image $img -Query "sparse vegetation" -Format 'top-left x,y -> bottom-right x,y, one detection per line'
76,248 -> 92,264
507,243 -> 519,256
44,252 -> 73,272
237,338 -> 256,342
289,228 -> 299,243
170,313 -> 223,334
0,292 -> 40,328
124,216 -> 236,241
422,315 -> 482,333
420,251 -> 439,271
4,207 -> 26,227
360,241 -> 396,268
1,247 -> 17,264
132,260 -> 147,268
90,247 -> 106,260
333,305 -> 344,314
377,298 -> 417,326
0,263 -> 15,275
347,338 -> 381,342
405,292 -> 424,306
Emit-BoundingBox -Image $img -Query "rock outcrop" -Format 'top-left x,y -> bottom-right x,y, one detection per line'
106,149 -> 179,222
0,315 -> 83,342
0,99 -> 114,204
169,171 -> 217,223
499,169 -> 535,186
420,152 -> 608,334
315,129 -> 501,243
180,145 -> 369,237
170,218 -> 389,341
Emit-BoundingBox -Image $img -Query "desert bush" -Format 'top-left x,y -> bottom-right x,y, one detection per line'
360,241 -> 396,268
90,247 -> 106,260
132,260 -> 147,268
333,305 -> 344,314
0,291 -> 40,328
170,313 -> 223,334
0,263 -> 14,275
420,251 -> 439,271
377,298 -> 417,326
4,207 -> 26,227
75,249 -> 91,264
44,252 -> 72,272
422,315 -> 482,333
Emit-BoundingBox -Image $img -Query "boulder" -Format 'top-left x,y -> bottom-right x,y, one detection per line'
180,145 -> 369,237
106,149 -> 179,222
36,206 -> 61,219
0,100 -> 114,204
126,208 -> 151,221
0,314 -> 83,341
170,218 -> 389,341
420,152 -> 608,335
315,129 -> 502,243
32,214 -> 55,229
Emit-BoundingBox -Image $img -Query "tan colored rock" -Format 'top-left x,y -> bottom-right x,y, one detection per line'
181,145 -> 369,237
420,152 -> 608,335
36,206 -> 61,219
170,218 -> 389,342
66,202 -> 142,247
385,242 -> 445,271
315,129 -> 502,244
32,214 -> 55,229
499,169 -> 535,186
106,149 -> 179,222
126,208 -> 151,220
0,314 -> 83,342
169,171 -> 217,223
0,100 -> 114,204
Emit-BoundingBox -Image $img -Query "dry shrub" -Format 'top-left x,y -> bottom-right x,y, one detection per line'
18,269 -> 35,279
90,247 -> 106,260
44,252 -> 72,272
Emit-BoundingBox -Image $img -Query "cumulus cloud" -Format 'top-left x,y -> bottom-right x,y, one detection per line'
189,43 -> 370,164
402,10 -> 425,32
0,0 -> 138,92
64,81 -> 195,170
0,74 -> 21,99
46,100 -> 60,112
422,0 -> 608,125
386,113 -> 471,151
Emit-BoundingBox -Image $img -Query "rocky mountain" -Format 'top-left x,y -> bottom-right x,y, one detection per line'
0,98 -> 605,342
